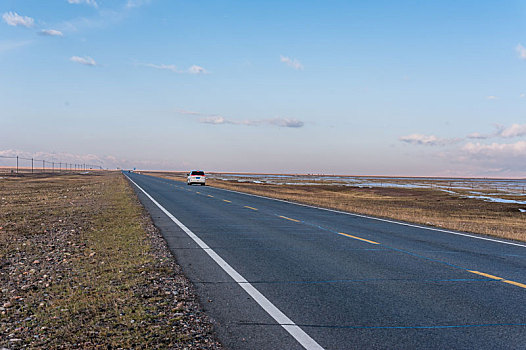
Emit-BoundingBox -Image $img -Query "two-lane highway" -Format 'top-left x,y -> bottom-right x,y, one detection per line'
125,172 -> 526,349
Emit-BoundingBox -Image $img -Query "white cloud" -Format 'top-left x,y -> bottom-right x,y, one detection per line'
463,141 -> 526,158
184,109 -> 304,128
145,63 -> 178,72
516,43 -> 526,60
143,63 -> 208,74
200,116 -> 303,128
70,55 -> 97,66
269,118 -> 304,128
2,12 -> 34,27
437,140 -> 526,174
500,123 -> 526,138
398,127 -> 526,175
486,95 -> 498,100
39,29 -> 64,36
199,115 -> 259,126
188,65 -> 208,74
200,116 -> 227,125
280,55 -> 304,70
399,134 -> 458,146
67,0 -> 98,8
468,123 -> 526,140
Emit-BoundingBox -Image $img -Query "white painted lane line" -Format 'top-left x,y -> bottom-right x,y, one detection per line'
126,176 -> 324,350
213,187 -> 526,248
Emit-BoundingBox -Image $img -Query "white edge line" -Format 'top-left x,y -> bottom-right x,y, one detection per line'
125,175 -> 324,350
204,182 -> 526,249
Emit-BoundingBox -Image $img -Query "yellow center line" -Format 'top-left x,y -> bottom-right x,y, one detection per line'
502,280 -> 526,289
223,200 -> 232,203
338,232 -> 380,245
468,270 -> 526,289
468,270 -> 502,280
279,215 -> 300,223
244,206 -> 258,211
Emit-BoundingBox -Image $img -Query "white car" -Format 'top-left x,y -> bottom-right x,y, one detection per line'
187,170 -> 206,185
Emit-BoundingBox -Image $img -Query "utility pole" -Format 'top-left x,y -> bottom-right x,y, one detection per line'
31,158 -> 34,174
16,156 -> 18,174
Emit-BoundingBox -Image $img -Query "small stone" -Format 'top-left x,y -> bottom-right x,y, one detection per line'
3,302 -> 12,308
33,260 -> 40,264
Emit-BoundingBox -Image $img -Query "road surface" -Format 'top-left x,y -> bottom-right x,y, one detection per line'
125,172 -> 526,349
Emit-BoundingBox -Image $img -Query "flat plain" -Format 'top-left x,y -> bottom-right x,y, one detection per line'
0,172 -> 221,349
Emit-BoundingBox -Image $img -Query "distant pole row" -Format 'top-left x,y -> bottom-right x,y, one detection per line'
0,155 -> 103,174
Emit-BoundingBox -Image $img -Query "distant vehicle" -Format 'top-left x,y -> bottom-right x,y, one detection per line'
187,170 -> 206,185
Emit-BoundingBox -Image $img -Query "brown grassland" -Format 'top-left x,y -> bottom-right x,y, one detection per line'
0,172 -> 221,349
142,171 -> 526,243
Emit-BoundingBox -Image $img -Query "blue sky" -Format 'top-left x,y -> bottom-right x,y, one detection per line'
1,0 -> 526,176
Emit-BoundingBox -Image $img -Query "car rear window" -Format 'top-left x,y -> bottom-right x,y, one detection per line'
191,171 -> 205,176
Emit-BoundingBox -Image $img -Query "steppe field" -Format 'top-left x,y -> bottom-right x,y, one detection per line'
0,172 -> 221,349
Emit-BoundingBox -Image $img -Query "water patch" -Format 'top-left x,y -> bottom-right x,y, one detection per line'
210,173 -> 526,201
463,195 -> 526,205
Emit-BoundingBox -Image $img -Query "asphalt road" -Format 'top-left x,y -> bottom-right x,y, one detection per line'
125,172 -> 526,350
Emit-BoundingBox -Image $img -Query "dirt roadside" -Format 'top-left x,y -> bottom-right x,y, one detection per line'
0,172 -> 222,349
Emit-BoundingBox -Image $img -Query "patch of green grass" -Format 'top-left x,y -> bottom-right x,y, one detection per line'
32,175 -> 171,347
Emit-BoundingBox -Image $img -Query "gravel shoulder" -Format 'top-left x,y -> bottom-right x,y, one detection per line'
0,172 -> 222,349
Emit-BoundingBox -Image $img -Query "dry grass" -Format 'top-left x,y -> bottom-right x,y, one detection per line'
0,172 -> 221,349
141,171 -> 526,242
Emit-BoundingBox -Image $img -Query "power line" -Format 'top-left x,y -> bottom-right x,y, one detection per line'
0,153 -> 104,174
